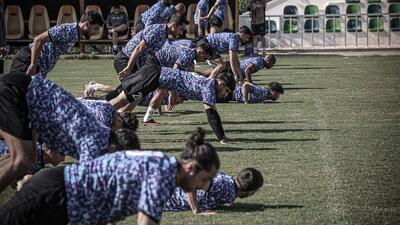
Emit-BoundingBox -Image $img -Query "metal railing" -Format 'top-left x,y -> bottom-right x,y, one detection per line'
261,13 -> 400,49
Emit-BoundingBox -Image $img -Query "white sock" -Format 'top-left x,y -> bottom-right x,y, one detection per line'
143,107 -> 156,122
113,45 -> 118,51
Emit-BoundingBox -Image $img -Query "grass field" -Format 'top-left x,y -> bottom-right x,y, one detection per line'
1,55 -> 400,225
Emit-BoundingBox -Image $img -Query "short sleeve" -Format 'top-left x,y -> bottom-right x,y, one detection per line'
138,168 -> 173,221
143,27 -> 159,46
228,34 -> 239,52
176,49 -> 195,70
48,23 -> 79,45
202,81 -> 217,107
78,137 -> 101,163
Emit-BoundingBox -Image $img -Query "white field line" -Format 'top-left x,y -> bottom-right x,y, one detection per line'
313,97 -> 346,224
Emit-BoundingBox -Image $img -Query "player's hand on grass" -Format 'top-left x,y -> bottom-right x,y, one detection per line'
26,64 -> 37,75
118,67 -> 131,80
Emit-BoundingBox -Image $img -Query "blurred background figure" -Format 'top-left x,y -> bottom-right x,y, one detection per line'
107,4 -> 129,54
248,0 -> 267,52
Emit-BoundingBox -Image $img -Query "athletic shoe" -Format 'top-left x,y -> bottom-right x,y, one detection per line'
84,81 -> 97,97
143,119 -> 161,126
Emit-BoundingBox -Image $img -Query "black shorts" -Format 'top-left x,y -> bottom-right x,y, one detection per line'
0,167 -> 68,225
209,15 -> 223,28
252,23 -> 266,36
9,46 -> 40,74
122,55 -> 161,102
114,51 -> 138,74
0,72 -> 32,140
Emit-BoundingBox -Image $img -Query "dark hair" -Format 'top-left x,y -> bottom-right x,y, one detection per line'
169,13 -> 189,26
120,111 -> 139,132
216,73 -> 229,84
113,4 -> 121,9
109,129 -> 141,150
239,25 -> 253,36
268,82 -> 284,94
80,11 -> 104,27
197,41 -> 213,56
265,54 -> 276,65
181,127 -> 220,172
236,168 -> 264,192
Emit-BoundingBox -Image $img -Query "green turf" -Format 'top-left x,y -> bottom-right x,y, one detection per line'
1,56 -> 400,224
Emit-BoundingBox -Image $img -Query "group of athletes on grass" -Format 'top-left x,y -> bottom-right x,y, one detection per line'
0,0 -> 284,224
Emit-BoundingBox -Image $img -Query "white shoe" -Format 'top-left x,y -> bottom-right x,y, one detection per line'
84,81 -> 97,97
207,60 -> 213,66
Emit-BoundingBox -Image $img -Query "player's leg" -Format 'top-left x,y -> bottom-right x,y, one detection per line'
0,130 -> 35,192
0,167 -> 68,225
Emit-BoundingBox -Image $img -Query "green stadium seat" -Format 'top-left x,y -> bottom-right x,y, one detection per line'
369,18 -> 384,32
367,0 -> 381,3
283,20 -> 298,33
305,5 -> 319,17
389,3 -> 400,14
265,20 -> 277,33
347,19 -> 362,32
325,5 -> 340,17
326,19 -> 341,32
388,0 -> 400,2
346,0 -> 360,3
347,4 -> 361,16
304,19 -> 319,32
367,4 -> 382,16
390,18 -> 400,31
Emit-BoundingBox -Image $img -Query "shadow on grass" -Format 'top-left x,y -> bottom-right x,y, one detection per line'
274,66 -> 336,70
284,87 -> 326,90
144,137 -> 317,144
231,138 -> 318,143
224,128 -> 333,134
161,120 -> 303,126
219,203 -> 304,212
163,110 -> 204,117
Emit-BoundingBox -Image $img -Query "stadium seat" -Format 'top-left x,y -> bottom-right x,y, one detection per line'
283,5 -> 298,33
367,4 -> 382,16
221,5 -> 234,31
265,20 -> 277,33
304,19 -> 319,33
346,4 -> 361,16
325,5 -> 340,17
389,3 -> 400,14
347,19 -> 362,32
390,18 -> 400,31
368,18 -> 384,32
185,3 -> 197,37
305,5 -> 319,17
388,0 -> 400,2
326,19 -> 341,32
57,5 -> 77,24
283,5 -> 298,16
134,4 -> 149,26
85,5 -> 104,40
283,20 -> 298,33
367,0 -> 381,2
389,4 -> 400,31
346,0 -> 360,3
28,5 -> 50,39
107,5 -> 129,40
5,5 -> 24,39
